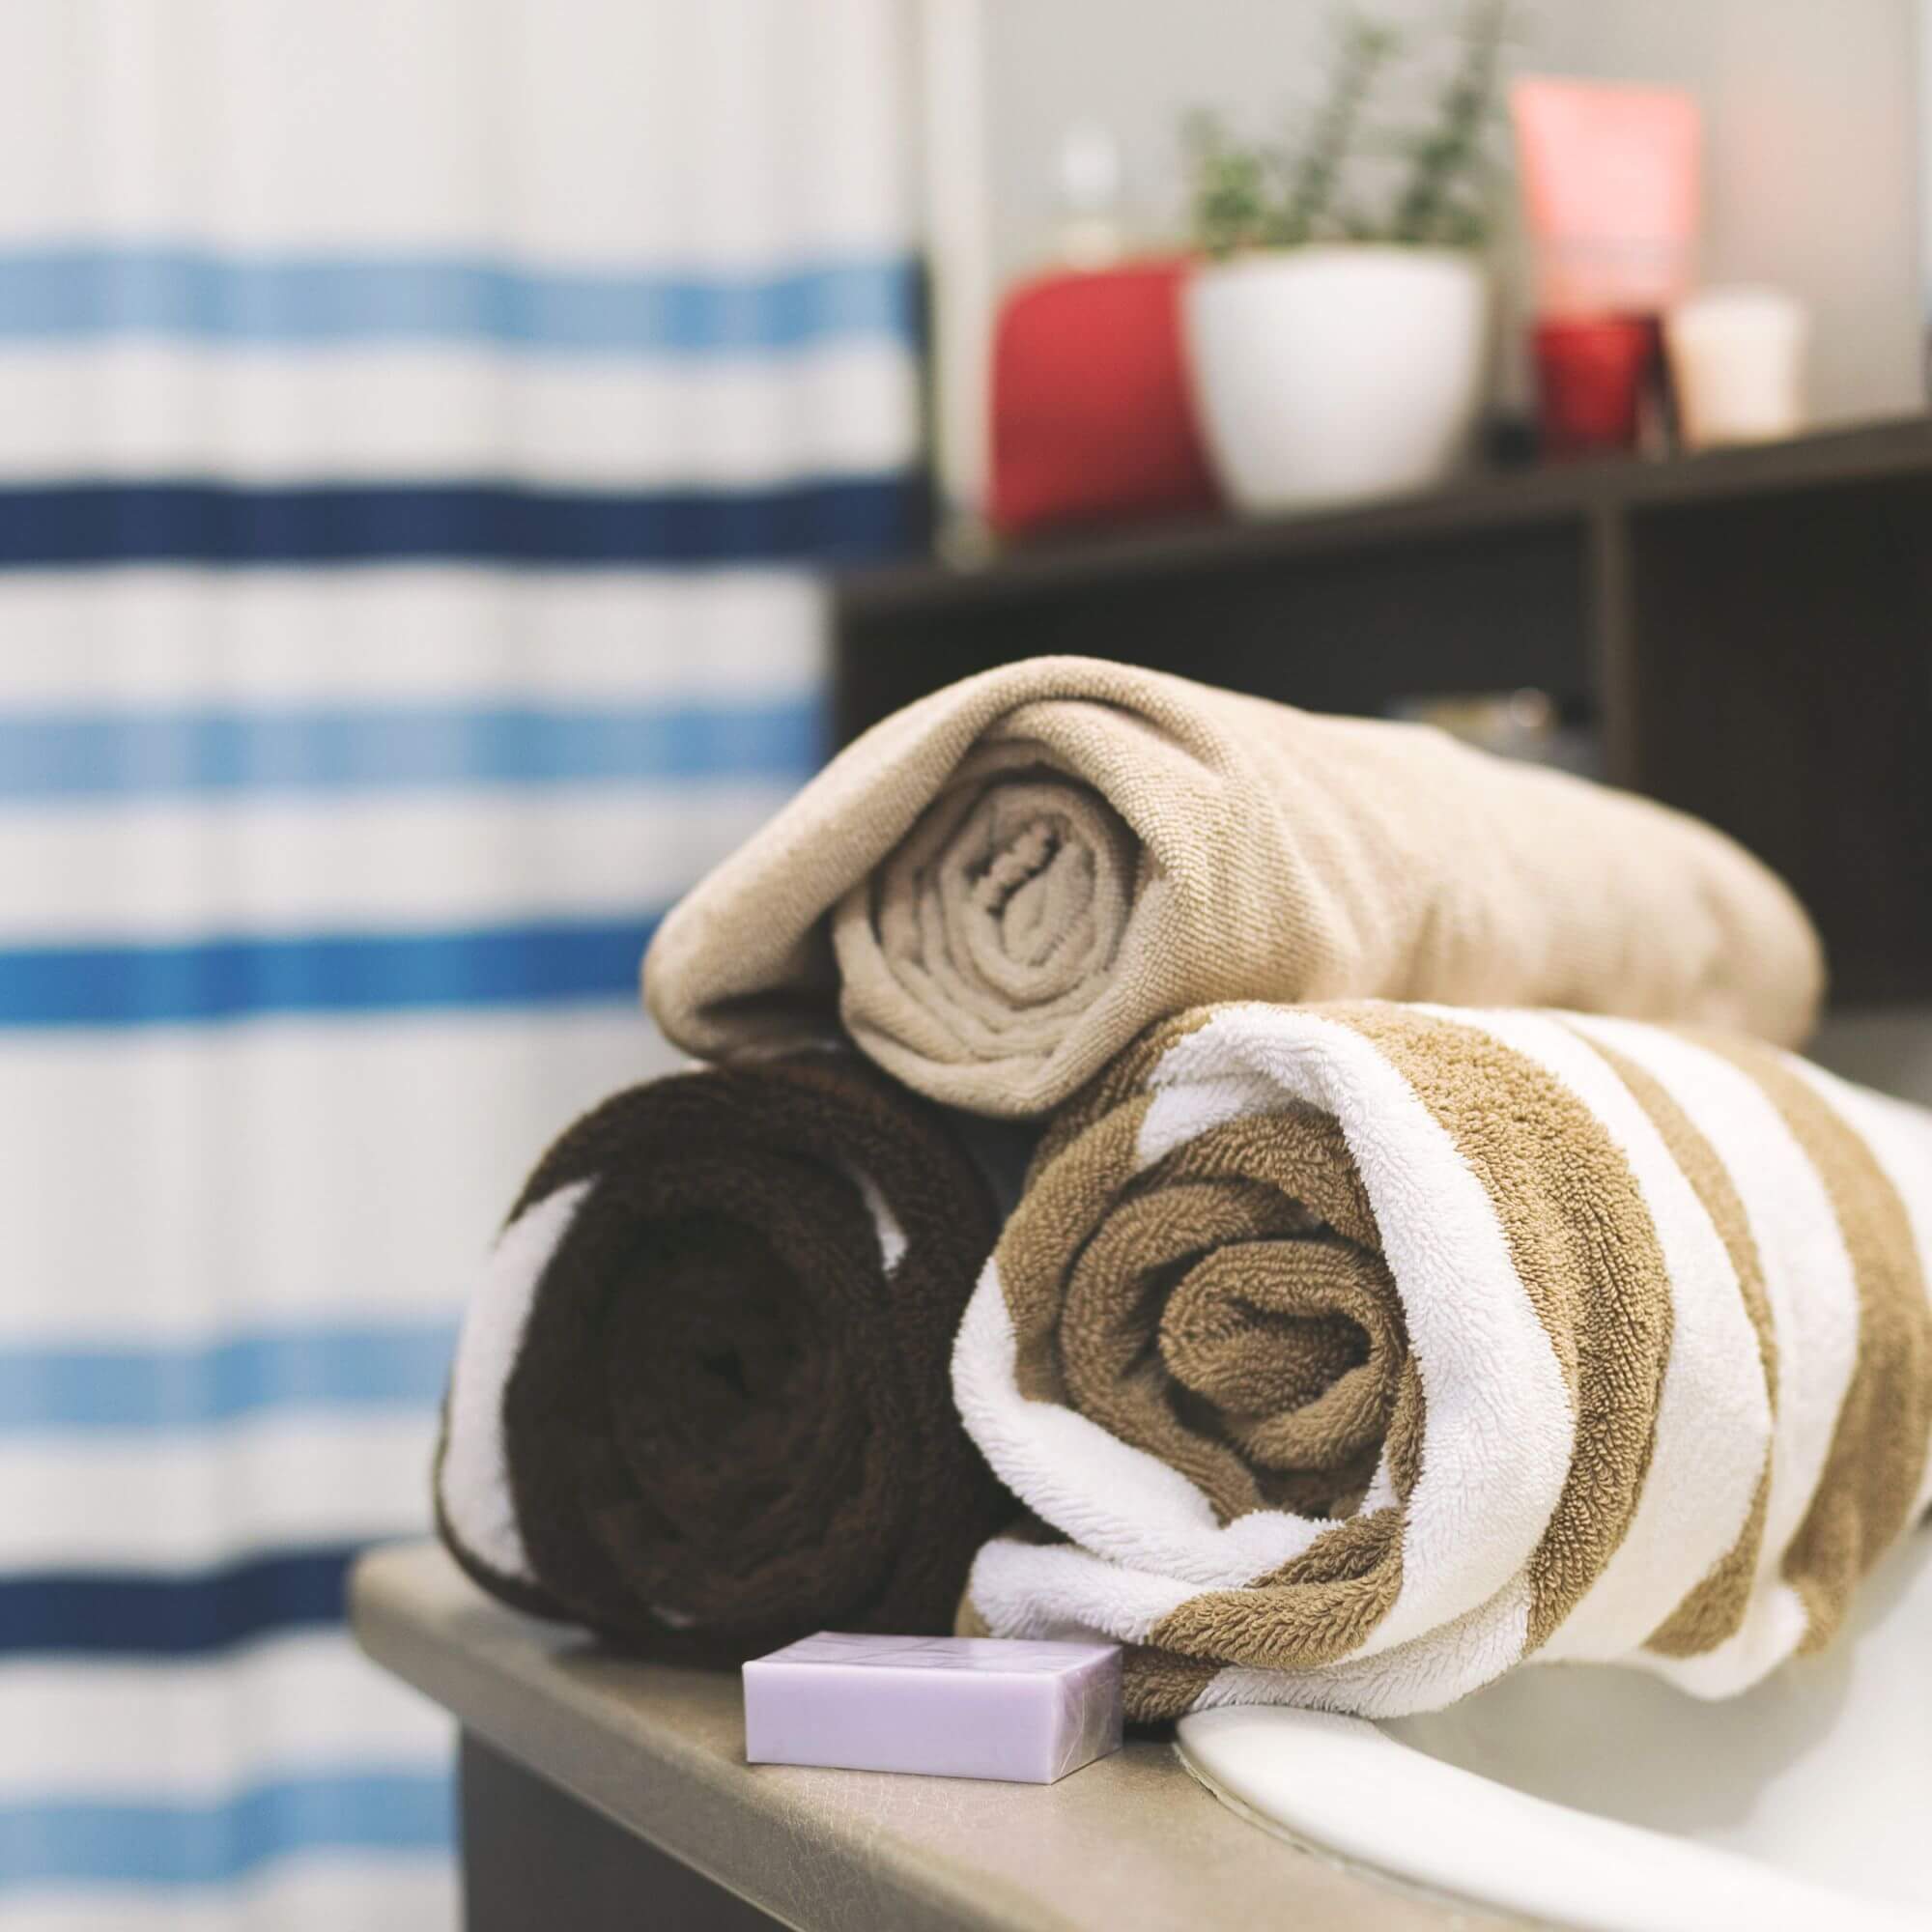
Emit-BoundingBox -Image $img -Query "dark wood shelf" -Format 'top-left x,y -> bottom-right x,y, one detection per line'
838,418 -> 1932,622
832,417 -> 1932,1005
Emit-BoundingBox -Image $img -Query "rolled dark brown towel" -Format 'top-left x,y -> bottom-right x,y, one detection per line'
435,1055 -> 1015,1656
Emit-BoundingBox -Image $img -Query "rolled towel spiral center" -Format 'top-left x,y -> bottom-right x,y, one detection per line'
861,770 -> 1140,1044
1044,1116 -> 1405,1526
606,1216 -> 809,1453
1166,1234 -> 1404,1495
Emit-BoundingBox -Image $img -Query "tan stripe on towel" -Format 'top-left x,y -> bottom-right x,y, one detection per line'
993,1009 -> 1226,1395
1572,1031 -> 1779,1658
1126,1646 -> 1227,1718
1333,1006 -> 1673,1652
1693,1035 -> 1932,1648
995,1094 -> 1155,1407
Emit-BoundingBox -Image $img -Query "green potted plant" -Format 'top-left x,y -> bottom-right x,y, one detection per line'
1181,0 -> 1510,513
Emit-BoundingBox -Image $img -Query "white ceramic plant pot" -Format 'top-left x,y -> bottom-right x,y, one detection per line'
1183,244 -> 1490,514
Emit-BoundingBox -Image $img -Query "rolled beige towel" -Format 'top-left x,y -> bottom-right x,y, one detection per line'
644,657 -> 1824,1117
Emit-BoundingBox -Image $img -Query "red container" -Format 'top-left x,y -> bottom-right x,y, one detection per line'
1532,315 -> 1659,459
988,255 -> 1221,538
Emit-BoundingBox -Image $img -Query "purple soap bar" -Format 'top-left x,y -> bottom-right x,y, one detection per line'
743,1631 -> 1122,1784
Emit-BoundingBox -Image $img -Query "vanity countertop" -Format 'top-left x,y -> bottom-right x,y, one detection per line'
352,1540 -> 1505,1932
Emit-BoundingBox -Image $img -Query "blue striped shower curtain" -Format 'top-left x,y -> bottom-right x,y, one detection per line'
0,3 -> 922,1925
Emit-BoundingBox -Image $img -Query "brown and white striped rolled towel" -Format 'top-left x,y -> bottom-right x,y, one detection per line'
952,1002 -> 1932,1720
435,1055 -> 1015,1657
643,657 -> 1824,1118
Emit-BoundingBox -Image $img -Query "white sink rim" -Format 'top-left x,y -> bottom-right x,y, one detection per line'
1176,1702 -> 1924,1932
1175,1527 -> 1932,1932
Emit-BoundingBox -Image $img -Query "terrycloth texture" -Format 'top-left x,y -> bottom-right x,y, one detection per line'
435,1055 -> 1014,1656
952,1002 -> 1932,1720
643,657 -> 1825,1118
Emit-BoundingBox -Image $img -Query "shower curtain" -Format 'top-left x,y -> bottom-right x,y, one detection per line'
0,3 -> 922,1926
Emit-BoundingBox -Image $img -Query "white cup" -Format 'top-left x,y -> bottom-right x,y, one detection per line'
1664,287 -> 1809,450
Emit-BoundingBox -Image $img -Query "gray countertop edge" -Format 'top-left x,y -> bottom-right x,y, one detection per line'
351,1540 -> 1490,1932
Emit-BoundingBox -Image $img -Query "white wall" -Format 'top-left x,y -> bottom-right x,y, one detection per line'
975,0 -> 1925,427
1533,0 -> 1923,425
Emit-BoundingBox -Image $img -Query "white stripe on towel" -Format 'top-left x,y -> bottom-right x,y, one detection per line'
1429,1009 -> 1769,1664
1570,1018 -> 1861,1692
436,1182 -> 589,1587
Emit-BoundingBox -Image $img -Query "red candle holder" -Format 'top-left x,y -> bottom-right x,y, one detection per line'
1532,315 -> 1661,460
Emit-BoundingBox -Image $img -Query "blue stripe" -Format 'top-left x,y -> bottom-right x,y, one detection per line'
0,701 -> 823,804
0,243 -> 918,355
0,1324 -> 455,1435
0,475 -> 923,569
0,914 -> 655,1029
0,1547 -> 358,1657
0,1770 -> 453,1889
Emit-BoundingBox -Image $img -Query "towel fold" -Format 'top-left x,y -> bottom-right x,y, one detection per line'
952,1002 -> 1932,1719
435,1055 -> 1013,1655
643,657 -> 1824,1118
